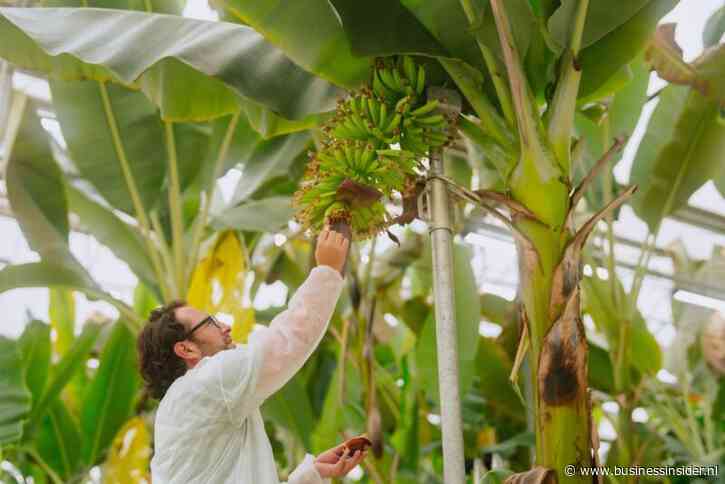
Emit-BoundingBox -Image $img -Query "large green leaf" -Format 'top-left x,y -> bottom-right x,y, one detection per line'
6,100 -> 72,261
401,0 -> 539,75
50,80 -> 166,215
212,196 -> 296,233
588,342 -> 615,394
261,374 -> 315,449
228,131 -> 311,205
573,58 -> 648,211
476,337 -> 524,419
548,0 -> 651,51
211,0 -> 370,88
18,320 -> 51,407
194,113 -> 304,198
630,85 -> 725,231
578,0 -> 677,99
581,273 -> 661,385
415,242 -> 481,405
66,184 -> 157,290
609,56 -> 651,137
241,99 -> 322,139
26,322 -> 102,435
327,0 -> 447,57
34,399 -> 82,481
2,102 -> 135,310
703,5 -> 725,49
0,336 -> 32,444
0,7 -> 343,120
80,321 -> 140,465
0,262 -> 134,323
45,0 -> 182,12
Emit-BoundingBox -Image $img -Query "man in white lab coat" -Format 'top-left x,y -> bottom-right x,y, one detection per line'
137,227 -> 366,483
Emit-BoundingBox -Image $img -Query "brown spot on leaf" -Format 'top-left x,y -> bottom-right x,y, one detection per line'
539,289 -> 587,406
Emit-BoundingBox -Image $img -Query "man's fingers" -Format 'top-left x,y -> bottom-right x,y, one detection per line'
334,450 -> 349,472
344,451 -> 362,473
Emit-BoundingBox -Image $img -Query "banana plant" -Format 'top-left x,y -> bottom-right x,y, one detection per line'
0,289 -> 143,484
0,0 -> 328,327
1,1 -> 724,483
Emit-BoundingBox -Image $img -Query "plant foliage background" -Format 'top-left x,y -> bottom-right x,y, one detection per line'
0,0 -> 723,482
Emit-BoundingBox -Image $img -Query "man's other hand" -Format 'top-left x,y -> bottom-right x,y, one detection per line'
313,443 -> 367,479
314,226 -> 349,276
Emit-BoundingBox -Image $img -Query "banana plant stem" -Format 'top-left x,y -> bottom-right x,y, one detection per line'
98,81 -> 171,301
186,111 -> 241,290
164,121 -> 185,297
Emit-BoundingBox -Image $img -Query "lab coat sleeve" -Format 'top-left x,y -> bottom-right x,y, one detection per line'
284,453 -> 331,484
248,264 -> 344,405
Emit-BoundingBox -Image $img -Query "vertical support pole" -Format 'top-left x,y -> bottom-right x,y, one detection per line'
426,87 -> 465,484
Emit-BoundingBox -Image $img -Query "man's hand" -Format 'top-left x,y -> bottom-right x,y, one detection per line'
314,226 -> 350,276
313,443 -> 367,479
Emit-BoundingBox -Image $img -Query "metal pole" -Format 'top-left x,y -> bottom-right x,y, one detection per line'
426,87 -> 465,484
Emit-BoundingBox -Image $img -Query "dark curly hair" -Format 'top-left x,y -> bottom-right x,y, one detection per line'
137,300 -> 189,400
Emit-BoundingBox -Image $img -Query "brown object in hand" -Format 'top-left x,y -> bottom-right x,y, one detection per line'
335,435 -> 372,456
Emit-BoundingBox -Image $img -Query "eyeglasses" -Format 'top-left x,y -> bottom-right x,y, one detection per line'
184,315 -> 222,339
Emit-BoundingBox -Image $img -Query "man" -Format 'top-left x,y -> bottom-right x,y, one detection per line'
137,227 -> 366,483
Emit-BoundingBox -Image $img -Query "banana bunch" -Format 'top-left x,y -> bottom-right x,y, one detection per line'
326,91 -> 403,145
399,99 -> 455,155
293,55 -> 453,241
372,56 -> 426,103
316,140 -> 378,177
349,202 -> 393,240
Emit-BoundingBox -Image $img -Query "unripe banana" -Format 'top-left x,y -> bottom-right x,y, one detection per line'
416,65 -> 426,97
411,100 -> 439,117
378,67 -> 399,93
403,56 -> 417,90
415,114 -> 446,125
378,102 -> 388,131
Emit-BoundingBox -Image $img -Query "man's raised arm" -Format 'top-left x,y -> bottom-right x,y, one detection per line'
249,227 -> 349,404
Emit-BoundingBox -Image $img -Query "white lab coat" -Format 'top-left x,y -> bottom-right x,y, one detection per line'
150,265 -> 345,484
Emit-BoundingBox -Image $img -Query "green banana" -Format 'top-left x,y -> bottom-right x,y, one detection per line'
378,101 -> 388,131
379,67 -> 400,93
383,113 -> 402,134
395,96 -> 411,113
403,56 -> 417,89
415,114 -> 446,126
373,70 -> 397,101
391,66 -> 404,92
416,65 -> 426,97
411,99 -> 439,117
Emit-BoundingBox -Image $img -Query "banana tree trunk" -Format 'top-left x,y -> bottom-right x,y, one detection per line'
484,1 -> 637,481
514,215 -> 592,481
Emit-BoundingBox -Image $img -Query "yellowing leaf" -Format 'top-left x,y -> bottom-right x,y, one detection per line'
186,231 -> 247,313
187,231 -> 253,344
215,232 -> 246,312
186,254 -> 215,310
231,307 -> 256,344
103,417 -> 151,484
